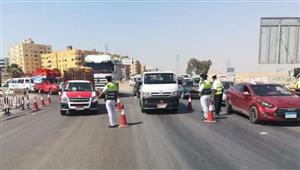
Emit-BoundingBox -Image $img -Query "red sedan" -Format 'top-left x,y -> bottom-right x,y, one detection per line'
226,83 -> 300,123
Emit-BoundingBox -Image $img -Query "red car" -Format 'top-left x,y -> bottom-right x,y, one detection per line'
34,78 -> 59,94
226,83 -> 300,123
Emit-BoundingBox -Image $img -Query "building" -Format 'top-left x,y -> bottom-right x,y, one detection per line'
141,64 -> 146,73
9,38 -> 52,74
0,58 -> 9,72
41,46 -> 99,74
130,59 -> 141,75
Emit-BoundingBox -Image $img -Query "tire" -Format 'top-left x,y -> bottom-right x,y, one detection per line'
249,106 -> 259,124
171,108 -> 178,113
60,110 -> 66,116
225,100 -> 233,114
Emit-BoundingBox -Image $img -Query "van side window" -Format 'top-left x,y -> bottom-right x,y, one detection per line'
25,79 -> 30,83
12,80 -> 17,84
18,79 -> 24,84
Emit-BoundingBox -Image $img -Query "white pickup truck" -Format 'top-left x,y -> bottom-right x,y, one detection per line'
139,71 -> 179,113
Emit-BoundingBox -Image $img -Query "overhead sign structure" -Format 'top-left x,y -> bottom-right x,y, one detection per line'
259,17 -> 300,64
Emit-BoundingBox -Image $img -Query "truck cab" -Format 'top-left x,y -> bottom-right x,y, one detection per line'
140,71 -> 179,113
60,80 -> 99,115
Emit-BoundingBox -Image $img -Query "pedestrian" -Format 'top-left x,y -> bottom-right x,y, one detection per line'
199,73 -> 212,120
211,75 -> 223,116
100,76 -> 118,128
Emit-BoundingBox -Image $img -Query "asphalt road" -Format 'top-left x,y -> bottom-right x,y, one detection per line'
1,89 -> 300,169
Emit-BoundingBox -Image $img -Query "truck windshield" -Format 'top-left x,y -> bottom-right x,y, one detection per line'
65,82 -> 93,91
144,73 -> 177,84
86,62 -> 113,73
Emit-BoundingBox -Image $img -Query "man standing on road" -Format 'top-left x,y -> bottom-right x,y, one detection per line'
199,73 -> 212,120
100,76 -> 118,128
211,75 -> 223,116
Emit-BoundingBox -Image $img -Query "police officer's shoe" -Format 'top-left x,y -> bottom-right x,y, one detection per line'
107,125 -> 118,128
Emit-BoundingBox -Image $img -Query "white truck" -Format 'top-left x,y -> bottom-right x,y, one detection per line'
139,71 -> 179,113
84,54 -> 121,92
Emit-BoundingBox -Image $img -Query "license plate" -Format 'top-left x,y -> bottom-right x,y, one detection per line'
76,106 -> 84,110
157,103 -> 167,109
285,112 -> 297,118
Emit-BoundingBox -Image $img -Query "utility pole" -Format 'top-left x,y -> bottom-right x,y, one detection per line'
176,54 -> 180,74
105,43 -> 108,54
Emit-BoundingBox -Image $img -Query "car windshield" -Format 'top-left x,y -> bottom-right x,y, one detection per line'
144,73 -> 176,84
252,84 -> 292,96
222,82 -> 234,89
64,82 -> 93,91
182,80 -> 193,87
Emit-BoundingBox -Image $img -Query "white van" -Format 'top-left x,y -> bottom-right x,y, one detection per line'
8,77 -> 35,92
140,71 -> 179,113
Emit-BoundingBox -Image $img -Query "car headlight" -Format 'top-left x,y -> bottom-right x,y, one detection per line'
260,101 -> 274,108
142,92 -> 151,98
171,91 -> 178,96
92,96 -> 98,103
61,97 -> 68,103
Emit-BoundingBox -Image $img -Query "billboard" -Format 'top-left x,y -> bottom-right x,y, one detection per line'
259,17 -> 300,64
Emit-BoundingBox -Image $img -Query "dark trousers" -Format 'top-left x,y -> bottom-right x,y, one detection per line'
214,94 -> 223,115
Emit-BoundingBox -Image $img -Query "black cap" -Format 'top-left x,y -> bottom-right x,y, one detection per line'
212,75 -> 217,79
106,76 -> 112,82
200,73 -> 207,79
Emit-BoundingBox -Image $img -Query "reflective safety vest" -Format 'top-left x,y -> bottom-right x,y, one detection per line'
215,81 -> 223,95
105,82 -> 118,100
297,80 -> 300,89
201,80 -> 212,95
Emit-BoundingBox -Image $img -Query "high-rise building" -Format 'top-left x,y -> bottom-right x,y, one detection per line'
41,46 -> 99,75
130,59 -> 141,75
9,38 -> 52,74
0,58 -> 9,72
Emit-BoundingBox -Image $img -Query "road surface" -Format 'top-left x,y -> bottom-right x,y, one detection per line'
1,84 -> 299,169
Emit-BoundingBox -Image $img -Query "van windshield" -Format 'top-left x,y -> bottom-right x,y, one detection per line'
144,73 -> 177,84
64,82 -> 93,91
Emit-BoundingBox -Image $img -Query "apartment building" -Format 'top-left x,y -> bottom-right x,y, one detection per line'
0,58 -> 9,72
9,38 -> 52,74
41,46 -> 99,75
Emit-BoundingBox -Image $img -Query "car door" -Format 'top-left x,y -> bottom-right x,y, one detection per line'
239,85 -> 253,113
229,84 -> 243,109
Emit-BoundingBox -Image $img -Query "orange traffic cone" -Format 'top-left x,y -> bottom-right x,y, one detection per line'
46,93 -> 51,104
116,96 -> 122,112
32,95 -> 39,112
187,94 -> 193,112
118,104 -> 129,128
40,95 -> 45,107
205,101 -> 216,123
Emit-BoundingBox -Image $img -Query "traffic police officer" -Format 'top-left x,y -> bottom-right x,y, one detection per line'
212,75 -> 223,116
100,76 -> 118,128
199,73 -> 212,119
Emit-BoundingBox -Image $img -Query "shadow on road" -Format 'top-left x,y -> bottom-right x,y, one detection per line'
260,121 -> 300,127
145,103 -> 192,115
128,121 -> 143,126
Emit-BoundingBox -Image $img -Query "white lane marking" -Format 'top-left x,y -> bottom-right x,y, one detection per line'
259,131 -> 268,135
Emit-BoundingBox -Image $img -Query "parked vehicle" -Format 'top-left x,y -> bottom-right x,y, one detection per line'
133,75 -> 142,97
32,68 -> 60,94
226,83 -> 300,123
140,71 -> 179,113
178,78 -> 199,99
60,80 -> 98,115
8,77 -> 35,92
222,81 -> 235,103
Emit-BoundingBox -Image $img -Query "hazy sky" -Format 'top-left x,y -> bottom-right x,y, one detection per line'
1,0 -> 299,74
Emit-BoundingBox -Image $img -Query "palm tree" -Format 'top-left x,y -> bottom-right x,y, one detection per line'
6,64 -> 23,78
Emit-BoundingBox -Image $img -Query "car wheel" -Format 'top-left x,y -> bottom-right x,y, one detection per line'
249,106 -> 259,124
225,100 -> 233,114
172,108 -> 178,113
60,110 -> 66,116
38,88 -> 43,94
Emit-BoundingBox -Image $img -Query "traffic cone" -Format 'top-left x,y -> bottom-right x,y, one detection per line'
118,104 -> 129,128
187,94 -> 193,112
116,96 -> 122,112
46,93 -> 51,104
32,95 -> 39,112
40,95 -> 45,107
205,101 -> 216,123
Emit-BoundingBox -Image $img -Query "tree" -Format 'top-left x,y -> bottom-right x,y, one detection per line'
186,58 -> 212,76
6,64 -> 23,78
